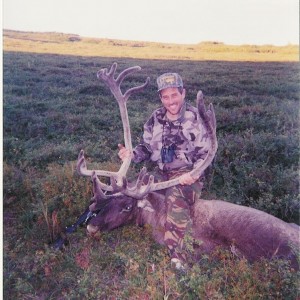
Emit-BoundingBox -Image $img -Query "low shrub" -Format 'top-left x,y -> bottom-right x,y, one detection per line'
3,52 -> 299,298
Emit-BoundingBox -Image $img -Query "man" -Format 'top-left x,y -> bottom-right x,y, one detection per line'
118,72 -> 211,269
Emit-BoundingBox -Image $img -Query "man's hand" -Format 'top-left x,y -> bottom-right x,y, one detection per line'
179,173 -> 199,185
118,144 -> 132,161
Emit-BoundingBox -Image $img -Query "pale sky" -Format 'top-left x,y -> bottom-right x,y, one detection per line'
2,0 -> 299,45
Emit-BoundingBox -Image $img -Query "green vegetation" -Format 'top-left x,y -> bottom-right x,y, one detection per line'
3,29 -> 299,62
3,51 -> 299,299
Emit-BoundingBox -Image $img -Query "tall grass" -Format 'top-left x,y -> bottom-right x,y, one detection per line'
3,51 -> 299,299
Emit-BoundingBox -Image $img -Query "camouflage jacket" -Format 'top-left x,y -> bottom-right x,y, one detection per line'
133,101 -> 211,174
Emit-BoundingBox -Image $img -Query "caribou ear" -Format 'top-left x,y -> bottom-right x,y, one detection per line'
137,199 -> 155,212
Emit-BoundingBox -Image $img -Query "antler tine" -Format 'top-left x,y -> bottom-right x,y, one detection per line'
197,90 -> 205,115
100,63 -> 150,103
115,65 -> 150,100
207,103 -> 217,130
107,62 -> 118,77
96,62 -> 117,81
135,175 -> 155,199
92,171 -> 110,200
90,172 -> 124,211
109,173 -> 153,199
110,176 -> 127,192
76,150 -> 88,175
197,91 -> 216,135
116,65 -> 141,86
124,77 -> 150,102
123,173 -> 155,199
77,150 -> 114,191
97,166 -> 155,199
134,167 -> 149,190
137,166 -> 148,181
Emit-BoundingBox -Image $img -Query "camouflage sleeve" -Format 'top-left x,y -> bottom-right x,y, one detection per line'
132,114 -> 154,163
132,144 -> 151,163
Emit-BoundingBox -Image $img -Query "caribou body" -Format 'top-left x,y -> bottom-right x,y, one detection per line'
86,176 -> 299,269
76,63 -> 299,269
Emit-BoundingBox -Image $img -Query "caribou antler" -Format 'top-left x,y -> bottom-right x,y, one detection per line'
77,63 -> 217,200
90,90 -> 217,200
77,63 -> 150,189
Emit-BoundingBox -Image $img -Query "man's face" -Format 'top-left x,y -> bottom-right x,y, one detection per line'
160,87 -> 186,120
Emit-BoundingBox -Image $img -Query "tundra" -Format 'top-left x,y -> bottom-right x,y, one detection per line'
76,63 -> 299,269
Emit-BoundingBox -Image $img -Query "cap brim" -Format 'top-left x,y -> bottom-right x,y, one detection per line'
157,84 -> 182,92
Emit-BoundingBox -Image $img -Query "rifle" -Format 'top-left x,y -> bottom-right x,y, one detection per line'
53,207 -> 99,250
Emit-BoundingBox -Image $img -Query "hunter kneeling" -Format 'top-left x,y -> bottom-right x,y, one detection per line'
118,72 -> 214,270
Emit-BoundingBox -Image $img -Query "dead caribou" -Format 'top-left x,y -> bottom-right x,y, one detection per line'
76,63 -> 299,269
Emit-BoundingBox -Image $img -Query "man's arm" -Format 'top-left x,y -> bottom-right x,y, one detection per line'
118,143 -> 152,162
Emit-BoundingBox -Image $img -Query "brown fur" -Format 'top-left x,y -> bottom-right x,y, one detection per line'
87,192 -> 299,269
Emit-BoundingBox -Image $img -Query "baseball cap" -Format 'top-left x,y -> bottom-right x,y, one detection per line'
157,73 -> 183,92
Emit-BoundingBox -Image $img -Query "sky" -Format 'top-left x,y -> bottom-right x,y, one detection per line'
2,0 -> 299,46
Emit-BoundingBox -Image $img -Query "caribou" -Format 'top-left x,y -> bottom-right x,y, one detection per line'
76,63 -> 299,269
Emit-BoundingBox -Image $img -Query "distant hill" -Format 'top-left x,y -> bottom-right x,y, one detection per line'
3,29 -> 299,62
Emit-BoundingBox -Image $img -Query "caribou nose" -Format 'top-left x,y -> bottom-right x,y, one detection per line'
87,224 -> 99,235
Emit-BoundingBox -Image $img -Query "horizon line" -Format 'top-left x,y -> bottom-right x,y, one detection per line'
3,28 -> 299,48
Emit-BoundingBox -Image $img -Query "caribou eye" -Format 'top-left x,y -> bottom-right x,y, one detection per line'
121,204 -> 133,213
125,204 -> 132,211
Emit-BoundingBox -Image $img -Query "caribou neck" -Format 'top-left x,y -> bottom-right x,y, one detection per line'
136,192 -> 167,244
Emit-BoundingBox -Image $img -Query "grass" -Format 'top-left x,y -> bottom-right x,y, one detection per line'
3,49 -> 300,299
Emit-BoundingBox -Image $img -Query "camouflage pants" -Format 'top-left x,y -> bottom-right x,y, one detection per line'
155,168 -> 203,260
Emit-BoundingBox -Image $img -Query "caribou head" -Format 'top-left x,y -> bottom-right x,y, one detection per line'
76,63 -> 299,269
